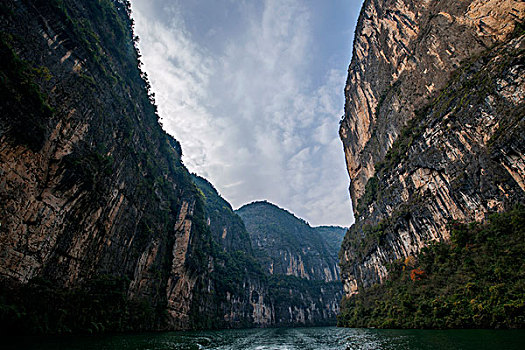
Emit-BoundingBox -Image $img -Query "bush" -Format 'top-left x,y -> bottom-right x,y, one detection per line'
338,206 -> 525,329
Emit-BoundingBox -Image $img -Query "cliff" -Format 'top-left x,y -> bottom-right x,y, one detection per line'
191,175 -> 253,254
0,0 -> 250,332
192,182 -> 343,327
0,0 -> 338,333
237,201 -> 341,282
235,201 -> 345,325
313,226 -> 347,255
339,0 -> 525,297
338,207 -> 525,328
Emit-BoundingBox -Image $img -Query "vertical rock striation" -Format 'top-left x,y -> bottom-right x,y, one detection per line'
339,0 -> 525,295
236,201 -> 345,325
0,0 -> 341,332
0,0 -> 238,331
190,184 -> 344,327
237,201 -> 342,282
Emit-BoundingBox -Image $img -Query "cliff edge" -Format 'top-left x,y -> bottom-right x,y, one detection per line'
339,0 -> 525,296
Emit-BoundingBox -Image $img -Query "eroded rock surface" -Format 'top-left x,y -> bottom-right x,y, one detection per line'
339,0 -> 525,295
237,201 -> 342,282
0,0 -> 340,331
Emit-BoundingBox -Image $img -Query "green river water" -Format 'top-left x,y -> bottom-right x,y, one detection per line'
7,327 -> 525,350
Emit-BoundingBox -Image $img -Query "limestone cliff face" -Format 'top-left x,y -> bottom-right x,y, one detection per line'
192,175 -> 253,254
339,0 -> 525,295
340,0 -> 524,207
193,180 -> 342,327
237,201 -> 341,282
235,201 -> 344,325
0,0 -> 229,330
0,0 -> 340,332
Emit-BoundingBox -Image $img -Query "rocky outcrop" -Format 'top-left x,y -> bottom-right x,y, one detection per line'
339,0 -> 525,295
0,0 -> 235,330
340,0 -> 524,207
193,178 -> 342,327
237,201 -> 342,282
192,175 -> 253,253
234,201 -> 345,325
315,226 -> 347,254
0,0 -> 339,332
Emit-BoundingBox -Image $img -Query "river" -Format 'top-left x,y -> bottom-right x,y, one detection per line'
8,327 -> 525,350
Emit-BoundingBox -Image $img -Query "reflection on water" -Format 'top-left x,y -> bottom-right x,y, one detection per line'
7,327 -> 525,350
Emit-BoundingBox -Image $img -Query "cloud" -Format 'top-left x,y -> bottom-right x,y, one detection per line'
131,0 -> 356,226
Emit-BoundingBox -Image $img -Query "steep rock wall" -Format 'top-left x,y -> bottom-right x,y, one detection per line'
237,201 -> 341,282
0,0 -> 236,330
339,0 -> 525,295
192,175 -> 253,254
340,0 -> 524,208
0,0 -> 340,332
193,178 -> 342,327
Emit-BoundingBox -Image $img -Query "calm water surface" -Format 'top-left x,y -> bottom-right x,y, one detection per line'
9,327 -> 525,350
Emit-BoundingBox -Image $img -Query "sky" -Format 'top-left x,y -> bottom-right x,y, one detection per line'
130,0 -> 363,227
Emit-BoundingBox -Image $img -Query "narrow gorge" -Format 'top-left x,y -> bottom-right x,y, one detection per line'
1,0 -> 523,336
0,0 -> 344,334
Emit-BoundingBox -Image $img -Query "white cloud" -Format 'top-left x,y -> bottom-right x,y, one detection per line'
131,0 -> 354,227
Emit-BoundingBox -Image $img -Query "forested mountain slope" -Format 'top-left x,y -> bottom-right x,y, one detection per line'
237,201 -> 342,282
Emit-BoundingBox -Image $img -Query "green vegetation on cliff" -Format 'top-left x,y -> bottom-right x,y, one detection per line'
192,175 -> 252,253
340,23 -> 525,304
0,276 -> 156,335
191,179 -> 343,328
315,226 -> 347,254
0,0 -> 252,334
338,207 -> 525,329
0,32 -> 53,151
237,201 -> 341,282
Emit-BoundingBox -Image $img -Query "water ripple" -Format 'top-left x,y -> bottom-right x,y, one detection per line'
7,327 -> 525,350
